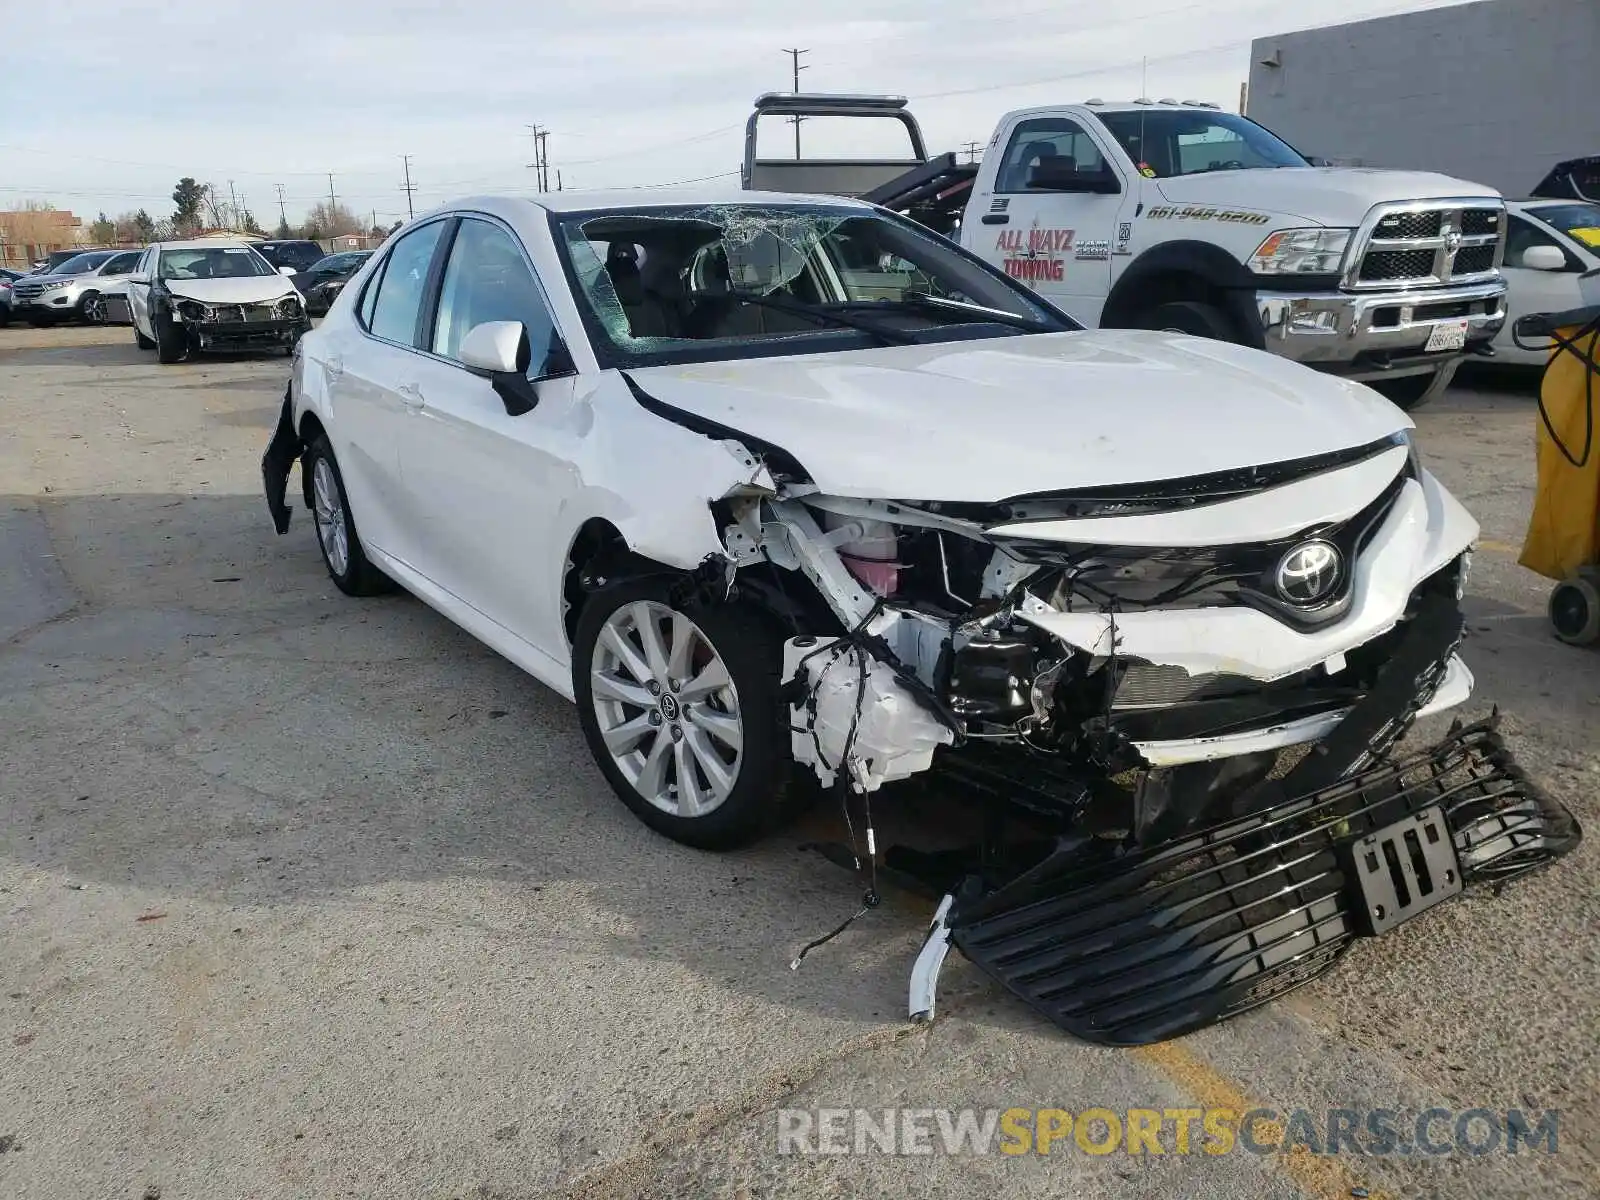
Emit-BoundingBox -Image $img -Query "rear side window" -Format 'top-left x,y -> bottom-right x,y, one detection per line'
367,222 -> 446,345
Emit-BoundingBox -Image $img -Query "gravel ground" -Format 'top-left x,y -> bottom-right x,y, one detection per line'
1,326 -> 1594,1199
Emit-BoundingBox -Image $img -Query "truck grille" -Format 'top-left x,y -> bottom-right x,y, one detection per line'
1352,202 -> 1504,289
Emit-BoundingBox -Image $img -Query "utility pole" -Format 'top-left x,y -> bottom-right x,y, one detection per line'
537,130 -> 551,193
531,124 -> 550,192
227,179 -> 240,227
782,47 -> 808,158
961,141 -> 983,164
400,155 -> 417,219
274,183 -> 287,227
556,169 -> 563,192
327,174 -> 338,225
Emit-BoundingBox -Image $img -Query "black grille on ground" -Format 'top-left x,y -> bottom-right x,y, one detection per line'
1461,208 -> 1501,236
1375,211 -> 1442,238
1360,248 -> 1436,282
947,719 -> 1580,1045
1454,245 -> 1496,275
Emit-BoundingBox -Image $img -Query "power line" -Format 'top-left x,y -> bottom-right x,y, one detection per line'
782,47 -> 809,159
400,155 -> 416,219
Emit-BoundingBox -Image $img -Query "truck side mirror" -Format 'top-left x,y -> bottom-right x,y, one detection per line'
1026,160 -> 1121,194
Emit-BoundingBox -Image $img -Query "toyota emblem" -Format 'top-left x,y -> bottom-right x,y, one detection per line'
1275,540 -> 1343,604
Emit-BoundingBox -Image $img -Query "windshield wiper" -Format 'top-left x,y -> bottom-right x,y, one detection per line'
722,291 -> 919,346
886,291 -> 1058,333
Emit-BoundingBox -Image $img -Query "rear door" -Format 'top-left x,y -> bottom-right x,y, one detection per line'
327,217 -> 452,565
390,214 -> 580,657
966,115 -> 1129,325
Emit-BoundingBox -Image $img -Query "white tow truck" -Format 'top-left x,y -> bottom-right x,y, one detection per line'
744,94 -> 1511,409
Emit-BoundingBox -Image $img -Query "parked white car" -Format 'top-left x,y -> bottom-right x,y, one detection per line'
9,248 -> 143,325
1494,199 -> 1600,365
261,190 -> 1578,1045
127,239 -> 308,362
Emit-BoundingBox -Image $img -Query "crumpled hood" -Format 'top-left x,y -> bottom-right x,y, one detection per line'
1155,167 -> 1501,227
164,277 -> 297,305
627,331 -> 1411,502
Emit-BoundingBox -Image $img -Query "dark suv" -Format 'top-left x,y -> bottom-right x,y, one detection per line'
253,240 -> 327,275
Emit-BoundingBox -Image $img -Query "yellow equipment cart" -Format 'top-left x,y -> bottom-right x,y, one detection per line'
1513,304 -> 1600,645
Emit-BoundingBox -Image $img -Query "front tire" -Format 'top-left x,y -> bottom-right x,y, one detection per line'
303,435 -> 393,597
1550,568 -> 1600,646
153,310 -> 186,363
77,291 -> 102,324
1134,299 -> 1241,342
573,579 -> 791,850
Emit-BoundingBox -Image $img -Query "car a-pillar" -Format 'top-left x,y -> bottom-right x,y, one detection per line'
1099,240 -> 1265,349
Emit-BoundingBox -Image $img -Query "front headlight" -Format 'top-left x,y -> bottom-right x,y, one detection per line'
274,295 -> 303,320
1250,228 -> 1353,275
176,299 -> 209,322
41,278 -> 71,291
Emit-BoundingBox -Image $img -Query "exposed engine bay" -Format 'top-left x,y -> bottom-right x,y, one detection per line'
672,420 -> 1581,1045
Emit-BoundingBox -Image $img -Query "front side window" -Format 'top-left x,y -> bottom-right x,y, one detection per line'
103,252 -> 142,275
553,203 -> 1073,370
1506,214 -> 1573,269
431,217 -> 560,371
367,221 -> 446,345
158,247 -> 277,280
994,118 -> 1109,193
51,251 -> 116,275
1096,110 -> 1308,178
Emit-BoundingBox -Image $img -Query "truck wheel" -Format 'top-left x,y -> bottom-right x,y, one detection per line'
1135,300 -> 1239,342
1368,365 -> 1455,413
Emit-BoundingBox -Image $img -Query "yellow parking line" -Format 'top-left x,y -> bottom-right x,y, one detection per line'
1476,538 -> 1519,555
1133,1039 -> 1395,1200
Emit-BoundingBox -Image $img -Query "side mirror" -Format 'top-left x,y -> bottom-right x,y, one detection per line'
1519,244 -> 1567,272
1026,160 -> 1121,194
460,320 -> 540,416
279,265 -> 298,276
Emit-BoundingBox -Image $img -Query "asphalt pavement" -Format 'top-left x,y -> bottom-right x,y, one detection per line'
0,327 -> 1594,1199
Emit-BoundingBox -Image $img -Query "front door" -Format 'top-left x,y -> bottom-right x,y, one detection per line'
391,214 -> 580,659
968,115 -> 1129,326
127,246 -> 157,334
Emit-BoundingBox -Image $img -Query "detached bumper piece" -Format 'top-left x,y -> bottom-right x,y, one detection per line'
943,718 -> 1580,1046
262,389 -> 299,535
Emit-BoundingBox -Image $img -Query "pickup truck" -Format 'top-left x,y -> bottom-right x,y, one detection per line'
744,94 -> 1510,410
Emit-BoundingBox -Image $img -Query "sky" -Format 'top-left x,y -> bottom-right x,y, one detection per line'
0,0 -> 1477,229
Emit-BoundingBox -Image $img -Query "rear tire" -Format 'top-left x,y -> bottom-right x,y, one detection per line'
1134,300 -> 1240,342
572,578 -> 792,850
303,435 -> 394,597
153,310 -> 185,363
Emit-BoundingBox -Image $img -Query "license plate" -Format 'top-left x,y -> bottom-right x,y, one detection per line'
1348,806 -> 1462,935
1424,320 -> 1468,352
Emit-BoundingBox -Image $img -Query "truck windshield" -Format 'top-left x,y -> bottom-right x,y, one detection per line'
1096,110 -> 1309,178
552,203 -> 1076,369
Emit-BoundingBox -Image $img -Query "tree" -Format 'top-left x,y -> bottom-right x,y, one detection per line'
112,209 -> 158,244
241,208 -> 265,236
274,215 -> 292,240
301,200 -> 362,238
133,210 -> 158,241
89,211 -> 117,244
172,177 -> 206,233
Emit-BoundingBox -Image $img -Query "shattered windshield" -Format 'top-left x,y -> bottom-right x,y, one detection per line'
551,203 -> 1075,368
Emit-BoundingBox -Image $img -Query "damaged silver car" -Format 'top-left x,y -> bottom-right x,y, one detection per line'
263,191 -> 1580,1045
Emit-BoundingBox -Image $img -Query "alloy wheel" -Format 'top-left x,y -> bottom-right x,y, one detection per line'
589,600 -> 743,817
311,456 -> 350,576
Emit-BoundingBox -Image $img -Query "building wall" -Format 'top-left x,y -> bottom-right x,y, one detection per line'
1247,0 -> 1600,196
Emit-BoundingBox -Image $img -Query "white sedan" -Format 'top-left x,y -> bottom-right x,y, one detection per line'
261,189 -> 1577,1044
1493,198 -> 1600,365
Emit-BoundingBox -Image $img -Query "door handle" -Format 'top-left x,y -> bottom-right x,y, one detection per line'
396,381 -> 424,411
980,214 -> 1010,225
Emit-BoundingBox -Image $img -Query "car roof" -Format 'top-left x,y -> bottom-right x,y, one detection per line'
414,188 -> 874,220
153,239 -> 266,251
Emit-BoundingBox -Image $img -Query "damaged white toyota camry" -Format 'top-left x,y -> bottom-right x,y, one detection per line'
263,190 -> 1578,1045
